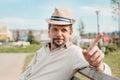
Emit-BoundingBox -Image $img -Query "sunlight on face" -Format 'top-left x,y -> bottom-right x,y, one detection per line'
49,24 -> 73,48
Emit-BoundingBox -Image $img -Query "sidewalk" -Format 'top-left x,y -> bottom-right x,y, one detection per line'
0,53 -> 28,80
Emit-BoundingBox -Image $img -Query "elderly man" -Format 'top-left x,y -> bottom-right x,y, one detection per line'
18,7 -> 111,80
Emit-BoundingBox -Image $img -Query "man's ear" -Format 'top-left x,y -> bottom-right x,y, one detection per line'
70,31 -> 73,35
48,30 -> 50,37
48,30 -> 49,34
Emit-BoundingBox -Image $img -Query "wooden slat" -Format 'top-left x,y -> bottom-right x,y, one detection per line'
71,66 -> 120,80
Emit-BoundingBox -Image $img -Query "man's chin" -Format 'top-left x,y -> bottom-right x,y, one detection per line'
53,42 -> 64,47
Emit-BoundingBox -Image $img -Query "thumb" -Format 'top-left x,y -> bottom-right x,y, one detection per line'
82,49 -> 87,55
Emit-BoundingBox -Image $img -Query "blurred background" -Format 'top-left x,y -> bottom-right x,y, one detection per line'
0,0 -> 120,80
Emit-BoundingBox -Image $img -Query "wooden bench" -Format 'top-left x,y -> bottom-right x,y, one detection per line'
71,66 -> 120,80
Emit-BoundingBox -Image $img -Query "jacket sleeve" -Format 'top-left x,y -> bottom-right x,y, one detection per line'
103,63 -> 112,75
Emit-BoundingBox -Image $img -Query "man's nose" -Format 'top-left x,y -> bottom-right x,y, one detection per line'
56,30 -> 62,36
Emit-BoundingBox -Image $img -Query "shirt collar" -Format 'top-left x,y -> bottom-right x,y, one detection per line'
65,41 -> 73,48
45,41 -> 73,49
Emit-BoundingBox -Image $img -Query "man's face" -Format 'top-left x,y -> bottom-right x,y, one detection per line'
48,24 -> 73,48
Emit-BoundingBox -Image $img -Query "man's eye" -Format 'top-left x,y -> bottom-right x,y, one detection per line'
62,29 -> 67,32
52,28 -> 57,32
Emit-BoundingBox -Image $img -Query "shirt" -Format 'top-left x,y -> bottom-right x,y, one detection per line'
18,43 -> 111,80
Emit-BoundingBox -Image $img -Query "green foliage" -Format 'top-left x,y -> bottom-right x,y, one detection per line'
111,0 -> 120,4
104,52 -> 120,77
81,45 -> 89,50
78,19 -> 85,36
107,44 -> 118,51
27,30 -> 36,44
22,54 -> 34,72
104,49 -> 110,55
105,44 -> 118,54
0,44 -> 43,53
15,30 -> 20,41
27,34 -> 35,44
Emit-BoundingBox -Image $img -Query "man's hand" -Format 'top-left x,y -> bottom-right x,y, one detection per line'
83,34 -> 105,72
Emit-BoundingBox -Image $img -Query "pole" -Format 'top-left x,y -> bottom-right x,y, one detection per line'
96,10 -> 100,48
96,11 -> 100,35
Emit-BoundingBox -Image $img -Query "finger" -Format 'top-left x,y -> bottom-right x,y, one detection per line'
82,49 -> 87,55
90,50 -> 100,61
93,56 -> 102,66
87,33 -> 103,52
82,49 -> 90,61
88,46 -> 98,56
92,51 -> 104,66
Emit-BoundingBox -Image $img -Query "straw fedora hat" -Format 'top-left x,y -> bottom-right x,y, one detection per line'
46,7 -> 76,25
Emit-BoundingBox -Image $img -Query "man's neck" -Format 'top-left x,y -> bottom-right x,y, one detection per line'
49,41 -> 73,51
49,43 -> 64,51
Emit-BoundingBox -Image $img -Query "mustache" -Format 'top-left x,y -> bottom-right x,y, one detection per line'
53,38 -> 63,40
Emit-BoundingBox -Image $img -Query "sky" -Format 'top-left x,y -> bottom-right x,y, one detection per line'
0,0 -> 118,36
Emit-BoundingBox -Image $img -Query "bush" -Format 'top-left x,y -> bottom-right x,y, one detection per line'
104,49 -> 110,55
80,45 -> 89,50
106,44 -> 118,51
105,44 -> 118,54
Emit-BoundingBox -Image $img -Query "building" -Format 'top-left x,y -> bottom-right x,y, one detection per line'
32,29 -> 50,43
11,29 -> 50,43
0,25 -> 14,41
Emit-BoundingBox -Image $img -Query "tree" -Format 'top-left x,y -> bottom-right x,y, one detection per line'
78,19 -> 85,37
27,30 -> 35,44
111,0 -> 120,47
16,30 -> 20,41
111,0 -> 120,22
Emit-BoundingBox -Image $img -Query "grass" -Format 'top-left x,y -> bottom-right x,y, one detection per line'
22,50 -> 120,79
22,53 -> 34,72
103,51 -> 120,77
0,44 -> 42,53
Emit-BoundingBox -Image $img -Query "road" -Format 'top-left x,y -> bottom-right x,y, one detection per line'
0,53 -> 28,80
